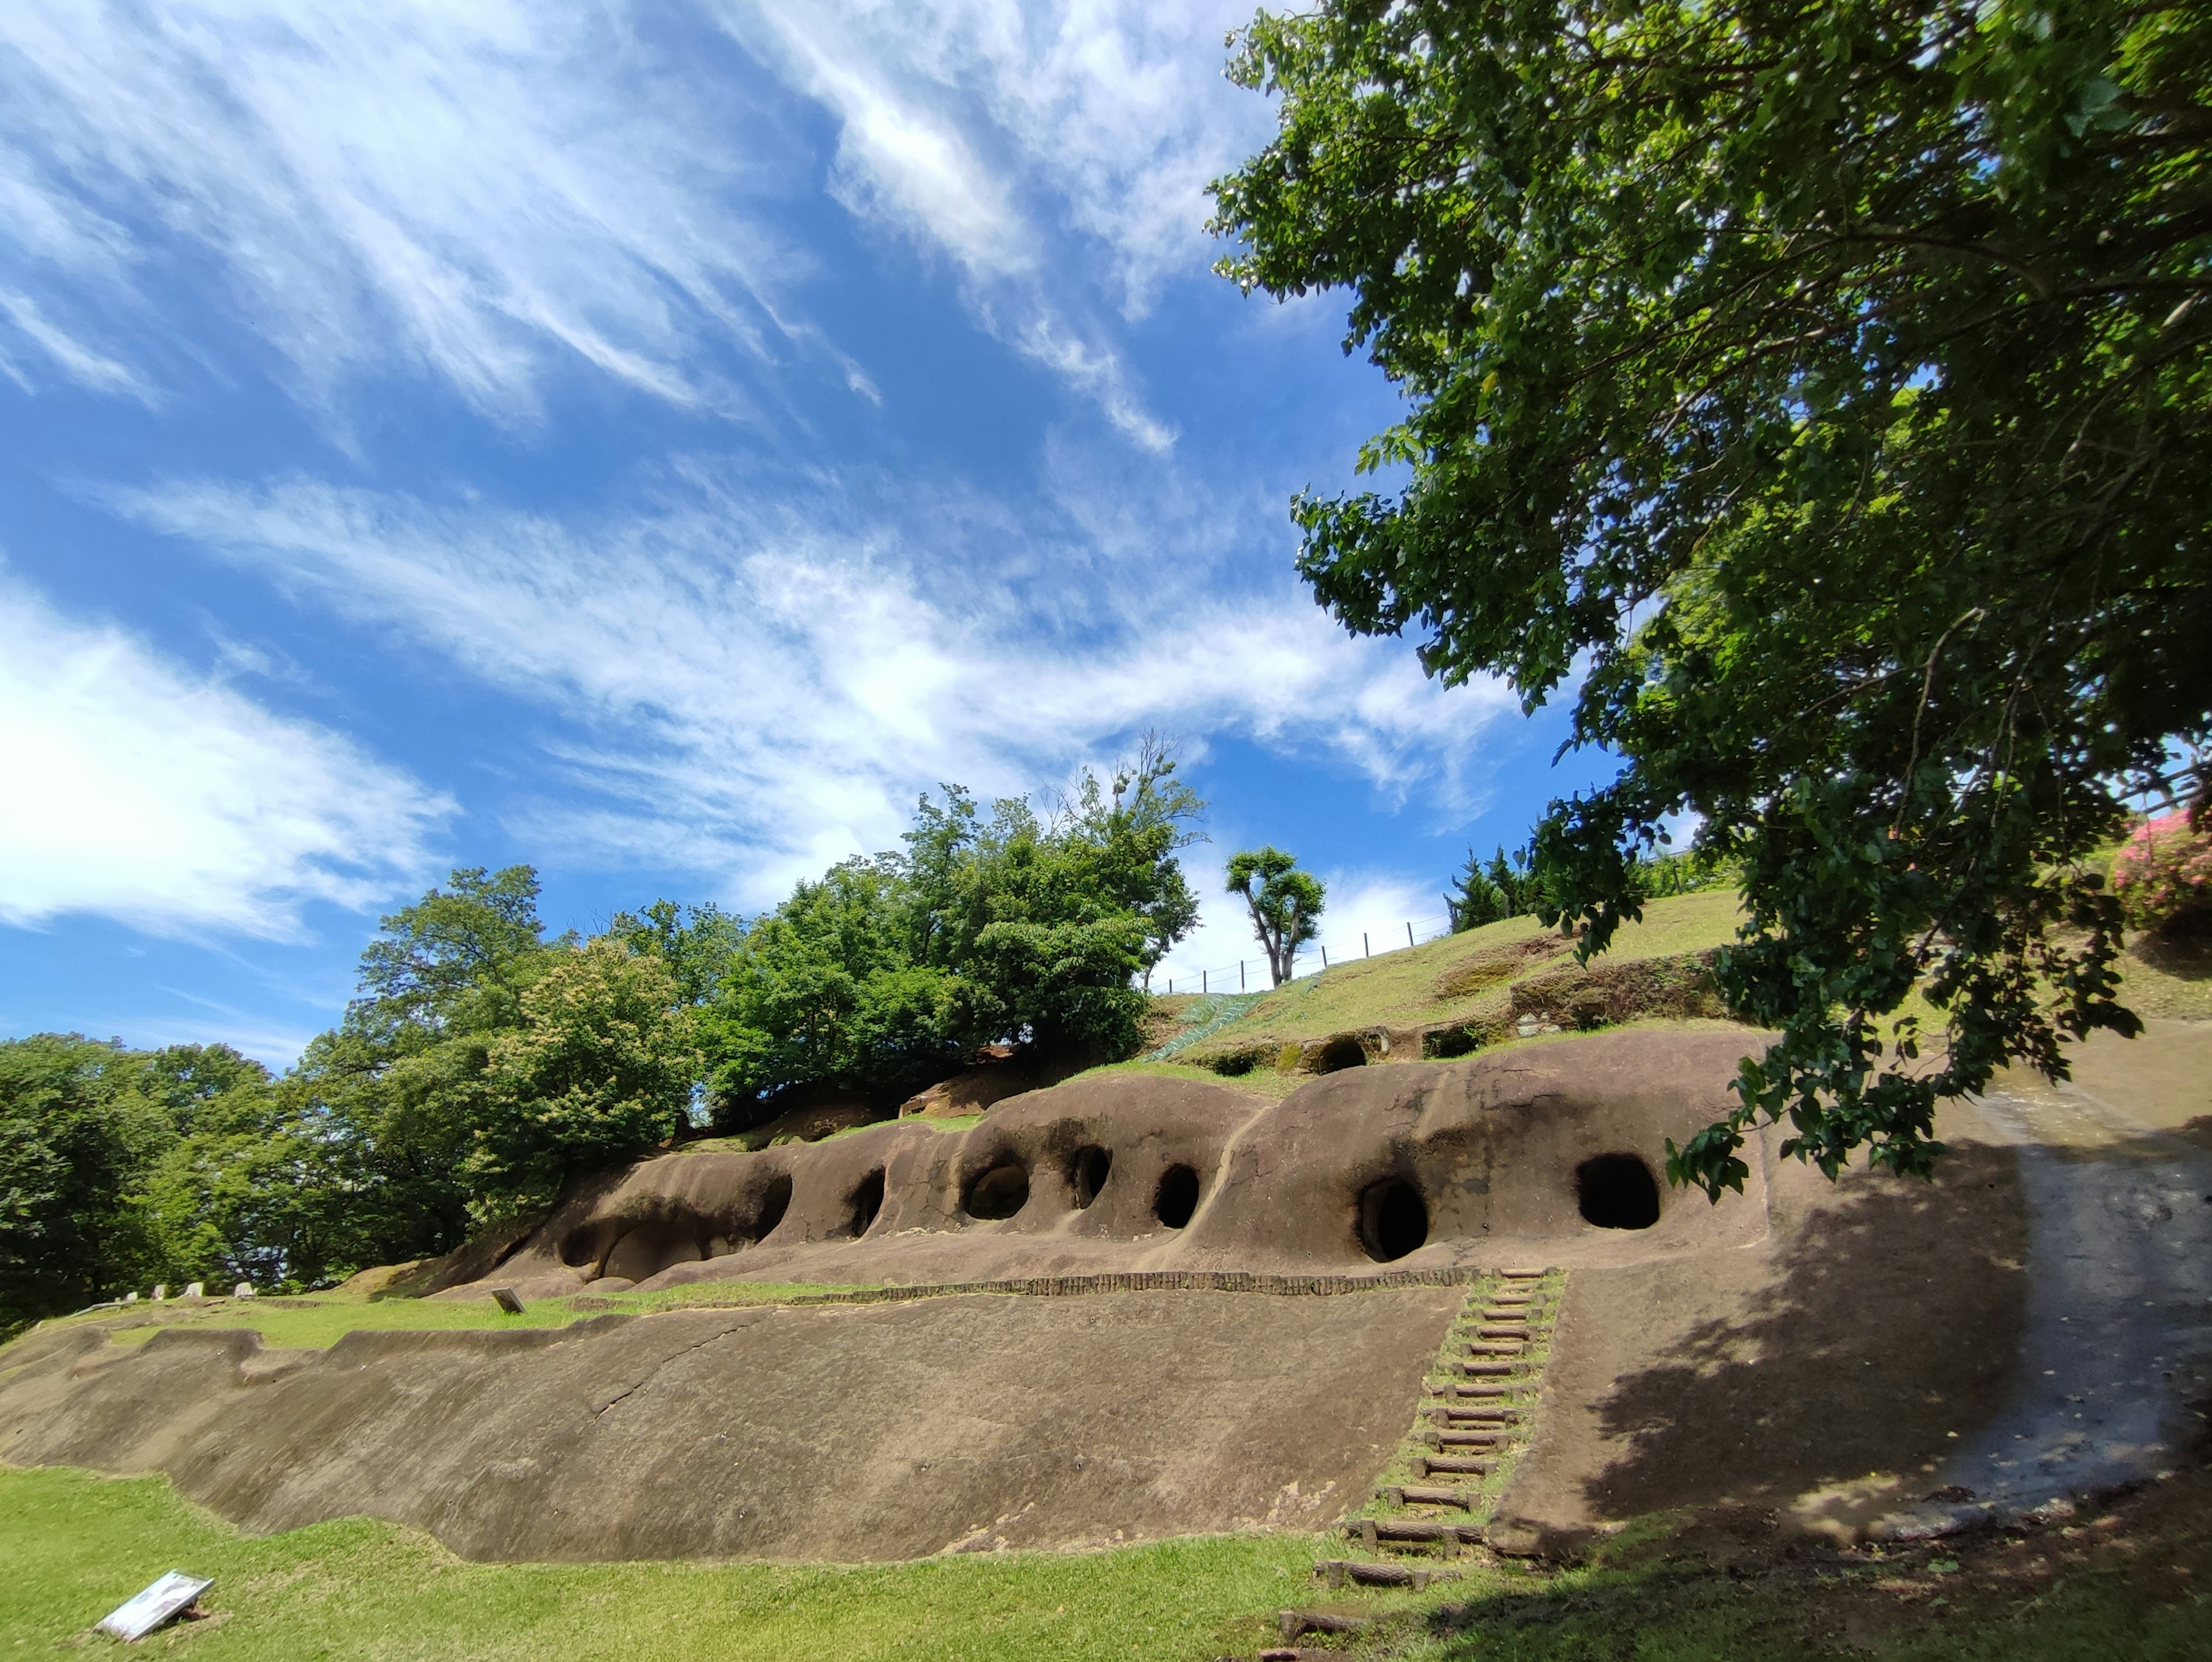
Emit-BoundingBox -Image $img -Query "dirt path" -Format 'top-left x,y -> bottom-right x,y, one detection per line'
1883,1028 -> 2212,1535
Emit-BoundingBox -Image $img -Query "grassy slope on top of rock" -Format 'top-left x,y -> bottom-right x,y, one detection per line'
1188,889 -> 1742,1050
1104,884 -> 2204,1102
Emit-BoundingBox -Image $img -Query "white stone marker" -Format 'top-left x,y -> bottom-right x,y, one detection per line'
151,1285 -> 167,1301
234,1282 -> 256,1298
124,1292 -> 139,1304
96,1572 -> 211,1641
182,1282 -> 204,1298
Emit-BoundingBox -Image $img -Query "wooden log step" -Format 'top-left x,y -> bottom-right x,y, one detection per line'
1465,1342 -> 1524,1357
1434,1406 -> 1517,1424
1347,1517 -> 1474,1544
1416,1455 -> 1496,1477
1313,1560 -> 1463,1590
1426,1430 -> 1506,1449
1457,1361 -> 1515,1377
1500,1267 -> 1547,1279
1381,1484 -> 1473,1509
1486,1293 -> 1532,1306
1278,1611 -> 1370,1641
1431,1384 -> 1510,1400
1480,1309 -> 1533,1323
1476,1324 -> 1529,1339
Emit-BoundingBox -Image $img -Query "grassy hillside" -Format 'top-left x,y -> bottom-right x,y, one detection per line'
1079,891 -> 1746,1099
1232,889 -> 1741,1040
1093,885 -> 2208,1101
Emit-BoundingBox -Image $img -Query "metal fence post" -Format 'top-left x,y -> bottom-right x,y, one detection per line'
1407,921 -> 1416,948
1363,932 -> 1370,958
1240,959 -> 1246,990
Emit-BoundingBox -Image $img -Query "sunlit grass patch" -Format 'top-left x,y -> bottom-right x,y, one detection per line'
0,1465 -> 1372,1662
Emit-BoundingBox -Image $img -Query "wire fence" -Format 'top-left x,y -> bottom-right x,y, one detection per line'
1156,909 -> 1464,997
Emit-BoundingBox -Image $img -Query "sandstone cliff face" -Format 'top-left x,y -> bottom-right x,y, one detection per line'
467,1030 -> 1772,1301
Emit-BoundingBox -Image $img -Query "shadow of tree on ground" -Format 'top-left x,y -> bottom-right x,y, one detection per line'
1578,1141 -> 2029,1521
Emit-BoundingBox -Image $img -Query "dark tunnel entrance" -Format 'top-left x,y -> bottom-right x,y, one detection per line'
1575,1153 -> 1660,1230
1154,1164 -> 1200,1229
1357,1179 -> 1429,1263
847,1169 -> 884,1238
965,1161 -> 1031,1221
1070,1146 -> 1111,1208
753,1173 -> 794,1240
1309,1033 -> 1368,1073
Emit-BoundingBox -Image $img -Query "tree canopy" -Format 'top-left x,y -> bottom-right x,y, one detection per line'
1227,846 -> 1327,986
1445,844 -> 1541,932
704,747 -> 1203,1119
1212,0 -> 2211,1194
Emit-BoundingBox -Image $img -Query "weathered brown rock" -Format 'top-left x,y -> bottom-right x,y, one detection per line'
448,1032 -> 1774,1302
0,1289 -> 1456,1563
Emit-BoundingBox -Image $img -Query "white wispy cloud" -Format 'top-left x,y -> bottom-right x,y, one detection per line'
728,0 -> 1267,449
114,473 -> 1514,906
0,0 -> 806,419
1,2 -> 1274,441
0,570 -> 450,937
740,1 -> 1266,310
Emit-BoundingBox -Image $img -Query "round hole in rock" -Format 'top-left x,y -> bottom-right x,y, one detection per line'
848,1169 -> 885,1237
604,1221 -> 699,1283
753,1173 -> 793,1240
1357,1179 -> 1429,1263
1154,1164 -> 1200,1229
1576,1153 -> 1661,1229
964,1161 -> 1030,1221
1069,1146 -> 1111,1208
558,1226 -> 605,1269
1310,1034 -> 1368,1073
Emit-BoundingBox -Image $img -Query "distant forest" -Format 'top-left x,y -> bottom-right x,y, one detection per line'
0,748 -> 1201,1333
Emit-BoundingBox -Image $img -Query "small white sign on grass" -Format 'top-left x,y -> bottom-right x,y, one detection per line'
95,1571 -> 211,1642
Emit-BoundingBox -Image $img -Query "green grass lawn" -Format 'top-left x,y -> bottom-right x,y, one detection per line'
0,1465 -> 1336,1661
7,1462 -> 2206,1661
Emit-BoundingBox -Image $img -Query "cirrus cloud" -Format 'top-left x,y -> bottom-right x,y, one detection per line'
0,569 -> 449,937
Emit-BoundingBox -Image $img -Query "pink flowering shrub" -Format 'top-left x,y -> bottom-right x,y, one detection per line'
2110,811 -> 2212,934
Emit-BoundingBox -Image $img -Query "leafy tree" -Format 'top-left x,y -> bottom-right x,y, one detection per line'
351,865 -> 552,1037
0,1035 -> 173,1333
1447,843 -> 1544,931
1639,847 -> 1738,901
1445,848 -> 1509,932
1227,846 -> 1326,986
704,761 -> 1200,1119
609,899 -> 745,1009
284,866 -> 562,1263
703,856 -> 974,1119
1057,732 -> 1206,988
139,1055 -> 359,1294
465,939 -> 700,1224
1212,0 -> 2211,1196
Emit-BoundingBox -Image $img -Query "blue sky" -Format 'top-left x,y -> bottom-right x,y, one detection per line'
0,2 -> 1611,1063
